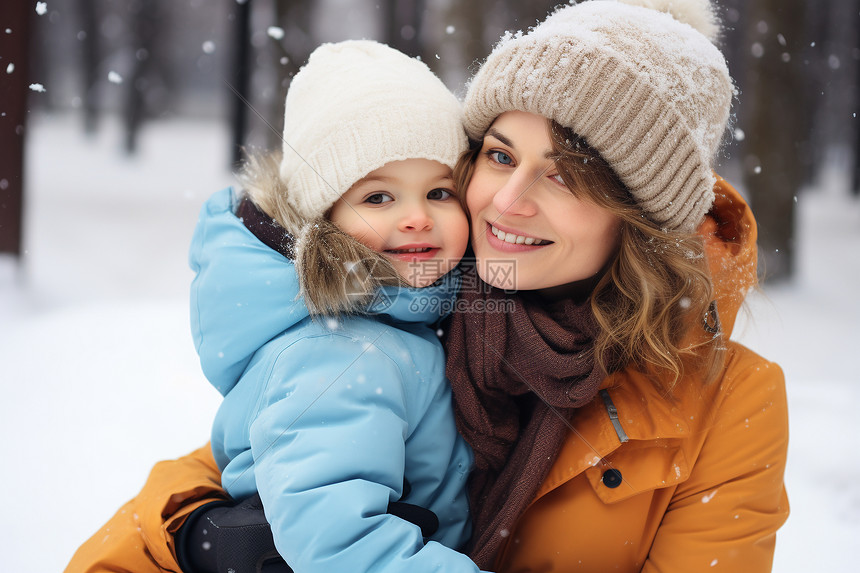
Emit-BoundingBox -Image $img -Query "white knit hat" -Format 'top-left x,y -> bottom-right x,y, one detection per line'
279,40 -> 468,220
463,0 -> 733,232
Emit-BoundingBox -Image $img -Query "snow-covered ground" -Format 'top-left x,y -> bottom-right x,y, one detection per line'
1,114 -> 857,572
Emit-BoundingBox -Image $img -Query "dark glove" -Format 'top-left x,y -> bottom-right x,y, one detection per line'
176,479 -> 439,573
386,476 -> 439,539
175,493 -> 289,573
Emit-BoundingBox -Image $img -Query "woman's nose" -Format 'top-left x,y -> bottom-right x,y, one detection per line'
491,171 -> 538,217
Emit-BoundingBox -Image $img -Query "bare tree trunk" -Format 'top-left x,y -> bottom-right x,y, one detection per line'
443,0 -> 487,88
230,0 -> 253,166
442,0 -> 555,88
803,0 -> 830,189
77,0 -> 100,134
855,61 -> 860,195
743,0 -> 808,282
124,0 -> 158,154
0,0 -> 29,257
383,0 -> 426,61
851,0 -> 860,197
267,0 -> 313,152
507,0 -> 558,30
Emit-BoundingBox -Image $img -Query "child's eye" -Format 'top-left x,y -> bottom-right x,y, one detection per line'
427,188 -> 453,201
365,193 -> 393,205
550,174 -> 565,186
487,150 -> 513,165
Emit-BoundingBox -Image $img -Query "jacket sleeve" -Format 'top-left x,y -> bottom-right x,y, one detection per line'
399,372 -> 474,552
64,445 -> 225,573
643,353 -> 790,573
248,334 -> 482,573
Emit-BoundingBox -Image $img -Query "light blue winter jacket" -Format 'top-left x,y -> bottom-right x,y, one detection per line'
189,188 -> 480,572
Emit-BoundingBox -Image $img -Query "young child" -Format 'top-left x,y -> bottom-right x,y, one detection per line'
183,41 -> 482,573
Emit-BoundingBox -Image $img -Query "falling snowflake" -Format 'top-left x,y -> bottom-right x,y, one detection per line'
35,2 -> 47,16
108,71 -> 123,84
267,26 -> 285,40
202,41 -> 216,54
29,83 -> 46,92
446,25 -> 455,34
6,63 -> 13,74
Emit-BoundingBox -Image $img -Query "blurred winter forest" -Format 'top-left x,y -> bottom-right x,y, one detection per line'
1,0 -> 859,282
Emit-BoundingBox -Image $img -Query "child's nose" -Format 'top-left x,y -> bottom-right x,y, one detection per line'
399,204 -> 433,232
491,171 -> 538,217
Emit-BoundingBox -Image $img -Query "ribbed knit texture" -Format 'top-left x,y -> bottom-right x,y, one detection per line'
280,40 -> 468,220
463,0 -> 733,232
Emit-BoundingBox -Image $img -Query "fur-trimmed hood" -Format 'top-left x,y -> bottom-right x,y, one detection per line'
189,186 -> 459,396
239,151 -> 407,316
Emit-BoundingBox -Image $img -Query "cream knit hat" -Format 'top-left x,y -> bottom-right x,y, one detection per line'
279,40 -> 467,220
463,0 -> 733,232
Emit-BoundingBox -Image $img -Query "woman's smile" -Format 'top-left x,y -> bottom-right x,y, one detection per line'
488,222 -> 552,246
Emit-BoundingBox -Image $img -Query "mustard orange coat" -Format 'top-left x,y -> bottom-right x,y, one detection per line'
493,176 -> 789,573
65,177 -> 788,573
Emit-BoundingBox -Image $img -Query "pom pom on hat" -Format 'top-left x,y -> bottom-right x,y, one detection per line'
463,0 -> 733,232
614,0 -> 720,42
279,40 -> 467,220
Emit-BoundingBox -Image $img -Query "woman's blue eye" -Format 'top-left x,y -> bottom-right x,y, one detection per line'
365,193 -> 393,204
490,151 -> 513,165
427,188 -> 453,200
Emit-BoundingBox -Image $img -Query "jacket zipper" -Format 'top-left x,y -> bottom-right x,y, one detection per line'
599,389 -> 629,443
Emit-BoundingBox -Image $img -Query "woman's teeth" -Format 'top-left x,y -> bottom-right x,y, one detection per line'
491,225 -> 547,245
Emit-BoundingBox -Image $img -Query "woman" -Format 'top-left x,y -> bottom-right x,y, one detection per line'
66,1 -> 789,572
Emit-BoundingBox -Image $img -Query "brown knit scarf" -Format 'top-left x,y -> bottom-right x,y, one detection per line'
444,264 -> 607,569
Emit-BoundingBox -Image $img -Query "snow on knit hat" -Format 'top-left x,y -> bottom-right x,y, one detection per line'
279,40 -> 467,220
463,0 -> 734,232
